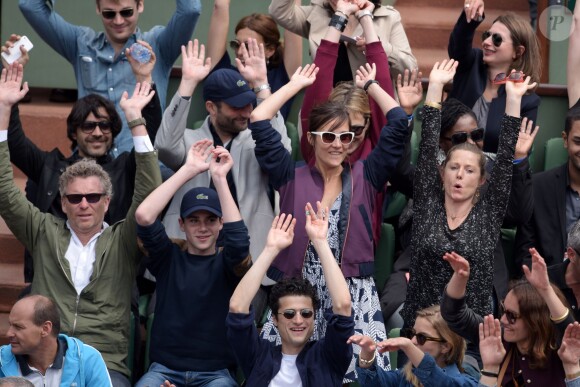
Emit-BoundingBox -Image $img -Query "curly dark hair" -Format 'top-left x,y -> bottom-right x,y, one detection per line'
66,94 -> 122,152
440,98 -> 477,139
268,278 -> 320,315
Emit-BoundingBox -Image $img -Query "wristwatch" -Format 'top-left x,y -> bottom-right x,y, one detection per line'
253,84 -> 271,93
127,117 -> 147,129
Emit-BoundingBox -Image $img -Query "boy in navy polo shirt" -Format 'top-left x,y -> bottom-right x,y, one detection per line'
135,139 -> 251,387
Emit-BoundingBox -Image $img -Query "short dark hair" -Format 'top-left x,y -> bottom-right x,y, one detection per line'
565,101 -> 580,135
440,98 -> 477,139
66,94 -> 122,151
21,295 -> 61,337
268,278 -> 320,315
308,101 -> 350,135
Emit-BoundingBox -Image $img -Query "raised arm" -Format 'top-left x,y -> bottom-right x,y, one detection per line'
448,1 -> 484,72
206,0 -> 230,72
268,0 -> 312,38
478,315 -> 505,387
1,34 -> 30,68
135,140 -> 213,226
209,146 -> 241,223
306,202 -> 351,316
356,63 -> 398,116
558,322 -> 580,383
282,0 -> 304,78
0,64 -> 29,130
229,214 -> 296,313
569,0 -> 580,107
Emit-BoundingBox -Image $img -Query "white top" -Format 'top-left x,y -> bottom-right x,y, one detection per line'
65,223 -> 108,294
268,353 -> 302,387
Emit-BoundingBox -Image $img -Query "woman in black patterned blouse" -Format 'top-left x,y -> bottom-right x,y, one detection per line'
400,59 -> 537,329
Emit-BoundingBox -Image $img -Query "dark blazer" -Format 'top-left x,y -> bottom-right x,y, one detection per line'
448,11 -> 540,153
515,163 -> 568,269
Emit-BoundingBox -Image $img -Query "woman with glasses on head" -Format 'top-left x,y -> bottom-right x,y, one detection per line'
442,249 -> 573,386
249,62 -> 409,381
206,0 -> 303,120
448,0 -> 541,153
399,59 -> 538,335
349,305 -> 478,386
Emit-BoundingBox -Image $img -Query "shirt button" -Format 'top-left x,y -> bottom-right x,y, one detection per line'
109,55 -> 112,59
527,380 -> 531,384
47,191 -> 52,196
109,87 -> 114,91
109,68 -> 112,71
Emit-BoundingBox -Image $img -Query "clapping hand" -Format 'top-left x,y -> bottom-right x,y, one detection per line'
397,68 -> 423,115
265,213 -> 296,251
0,63 -> 29,109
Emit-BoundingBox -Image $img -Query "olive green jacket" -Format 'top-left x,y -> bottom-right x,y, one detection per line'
0,141 -> 161,377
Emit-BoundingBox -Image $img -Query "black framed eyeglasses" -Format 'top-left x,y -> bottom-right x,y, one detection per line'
277,309 -> 314,320
101,8 -> 134,19
65,193 -> 106,204
482,30 -> 504,47
229,40 -> 249,51
80,121 -> 113,134
350,115 -> 370,136
401,328 -> 446,345
309,131 -> 355,145
500,301 -> 521,325
444,128 -> 485,145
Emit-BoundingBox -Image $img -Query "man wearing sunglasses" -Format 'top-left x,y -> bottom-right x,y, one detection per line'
227,206 -> 355,386
0,64 -> 162,387
18,0 -> 200,154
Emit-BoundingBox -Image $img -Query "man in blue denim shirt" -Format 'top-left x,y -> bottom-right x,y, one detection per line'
19,0 -> 200,154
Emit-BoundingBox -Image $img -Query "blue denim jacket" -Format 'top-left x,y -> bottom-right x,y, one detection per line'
19,0 -> 201,153
357,353 -> 478,387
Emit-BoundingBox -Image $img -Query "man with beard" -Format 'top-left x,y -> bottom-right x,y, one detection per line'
155,39 -> 290,288
515,104 -> 580,268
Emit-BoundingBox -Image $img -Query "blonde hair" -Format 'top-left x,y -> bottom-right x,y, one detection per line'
403,305 -> 467,386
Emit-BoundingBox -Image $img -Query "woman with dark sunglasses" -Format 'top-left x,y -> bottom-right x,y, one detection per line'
250,62 -> 408,382
349,305 -> 478,386
442,249 -> 574,386
447,0 -> 541,153
205,0 -> 303,120
400,59 -> 537,335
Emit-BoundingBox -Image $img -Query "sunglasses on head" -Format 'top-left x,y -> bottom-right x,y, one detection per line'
482,30 -> 504,47
401,328 -> 446,346
444,128 -> 485,145
101,8 -> 134,19
80,121 -> 112,134
350,115 -> 370,136
277,309 -> 314,320
493,71 -> 525,85
310,131 -> 355,145
500,301 -> 520,325
229,40 -> 250,51
65,193 -> 106,204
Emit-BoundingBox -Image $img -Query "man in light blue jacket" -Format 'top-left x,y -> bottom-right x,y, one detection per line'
0,295 -> 111,387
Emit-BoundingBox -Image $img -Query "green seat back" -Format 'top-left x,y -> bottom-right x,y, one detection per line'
374,223 -> 396,291
544,137 -> 567,171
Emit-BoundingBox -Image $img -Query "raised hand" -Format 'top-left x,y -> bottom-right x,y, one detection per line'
265,213 -> 296,251
235,38 -> 267,86
355,62 -> 377,89
443,251 -> 470,279
479,315 -> 505,370
522,247 -> 550,292
119,81 -> 155,121
558,322 -> 580,366
336,0 -> 360,16
376,337 -> 414,354
304,201 -> 329,243
397,68 -> 423,115
464,0 -> 485,23
209,146 -> 233,179
514,117 -> 539,159
1,34 -> 29,68
185,139 -> 213,176
505,71 -> 537,99
0,63 -> 29,109
289,64 -> 319,89
181,39 -> 211,84
347,334 -> 377,367
428,59 -> 458,86
125,40 -> 156,84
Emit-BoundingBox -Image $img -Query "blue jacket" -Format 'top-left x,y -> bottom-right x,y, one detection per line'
251,107 -> 408,279
357,353 -> 478,387
0,334 -> 112,386
226,308 -> 354,387
448,11 -> 540,153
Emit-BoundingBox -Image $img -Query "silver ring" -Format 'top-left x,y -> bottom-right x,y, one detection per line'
464,3 -> 470,7
305,210 -> 310,216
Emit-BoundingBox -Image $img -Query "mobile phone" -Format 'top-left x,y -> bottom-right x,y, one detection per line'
1,36 -> 34,65
339,34 -> 357,44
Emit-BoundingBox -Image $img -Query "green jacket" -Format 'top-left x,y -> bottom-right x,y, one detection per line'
0,141 -> 161,377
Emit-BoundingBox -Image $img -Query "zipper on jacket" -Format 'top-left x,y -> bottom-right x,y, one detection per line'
71,294 -> 80,335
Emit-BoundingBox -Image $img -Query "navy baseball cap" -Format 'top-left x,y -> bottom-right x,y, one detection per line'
203,69 -> 256,108
180,187 -> 222,219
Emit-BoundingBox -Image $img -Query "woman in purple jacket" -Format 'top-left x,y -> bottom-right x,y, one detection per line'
249,62 -> 407,381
